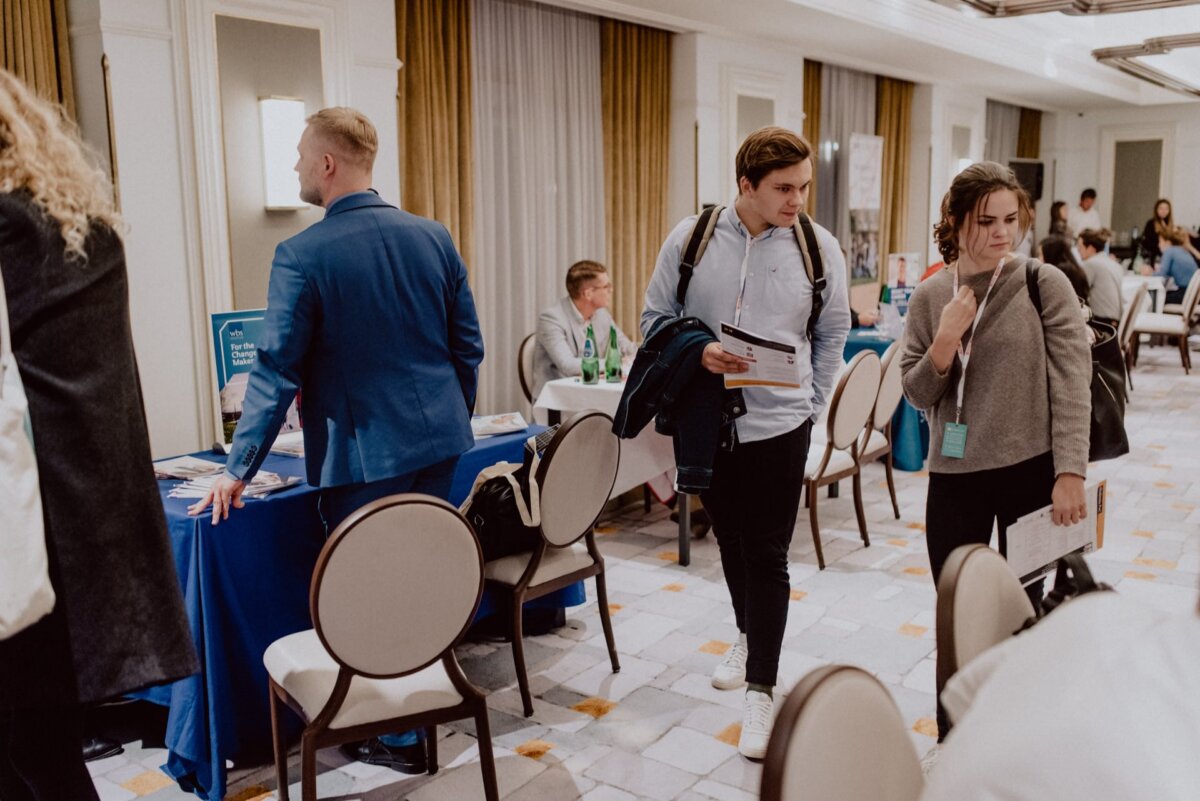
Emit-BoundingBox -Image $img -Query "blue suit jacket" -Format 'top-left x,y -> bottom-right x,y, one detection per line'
226,191 -> 484,487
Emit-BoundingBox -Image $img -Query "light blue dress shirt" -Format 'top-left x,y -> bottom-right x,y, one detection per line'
641,204 -> 850,443
1156,245 -> 1198,291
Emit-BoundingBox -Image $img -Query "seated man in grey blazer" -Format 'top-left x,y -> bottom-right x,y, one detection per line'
532,260 -> 637,399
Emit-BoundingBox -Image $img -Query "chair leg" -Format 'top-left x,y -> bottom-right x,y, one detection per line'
474,703 -> 500,801
510,591 -> 533,717
268,683 -> 290,801
1180,334 -> 1191,374
643,484 -> 652,512
593,570 -> 621,674
883,452 -> 899,520
425,726 -> 438,775
852,470 -> 870,547
300,732 -> 317,801
807,480 -> 825,570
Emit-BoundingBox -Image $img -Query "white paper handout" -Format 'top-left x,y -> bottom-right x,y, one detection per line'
471,412 -> 529,438
1005,481 -> 1107,583
719,323 -> 802,389
270,430 -> 305,458
154,455 -> 225,480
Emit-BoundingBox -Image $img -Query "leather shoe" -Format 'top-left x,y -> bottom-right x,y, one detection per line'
340,738 -> 427,775
82,735 -> 124,763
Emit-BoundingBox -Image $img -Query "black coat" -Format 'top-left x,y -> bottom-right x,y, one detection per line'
0,191 -> 197,710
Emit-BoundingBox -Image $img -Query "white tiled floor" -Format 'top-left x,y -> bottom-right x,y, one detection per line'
100,342 -> 1200,801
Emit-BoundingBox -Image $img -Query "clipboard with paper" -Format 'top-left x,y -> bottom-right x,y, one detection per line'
1005,481 -> 1107,585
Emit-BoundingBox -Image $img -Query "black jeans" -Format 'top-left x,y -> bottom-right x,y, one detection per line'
0,705 -> 99,801
700,421 -> 811,687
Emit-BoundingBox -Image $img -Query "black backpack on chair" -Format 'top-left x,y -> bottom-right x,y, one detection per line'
1026,263 -> 1130,462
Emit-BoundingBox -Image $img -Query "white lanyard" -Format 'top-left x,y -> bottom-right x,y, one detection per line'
951,259 -> 1006,423
732,232 -> 758,327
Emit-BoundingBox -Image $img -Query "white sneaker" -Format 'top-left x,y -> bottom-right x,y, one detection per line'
738,689 -> 774,759
711,634 -> 748,689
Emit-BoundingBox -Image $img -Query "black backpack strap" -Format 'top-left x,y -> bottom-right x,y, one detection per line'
1025,261 -> 1043,316
793,212 -> 826,340
677,205 -> 724,306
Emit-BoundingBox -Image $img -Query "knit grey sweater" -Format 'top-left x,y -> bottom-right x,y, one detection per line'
900,254 -> 1091,476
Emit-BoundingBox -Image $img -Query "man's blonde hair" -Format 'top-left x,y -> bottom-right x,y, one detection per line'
0,69 -> 122,261
565,260 -> 607,299
306,107 -> 377,171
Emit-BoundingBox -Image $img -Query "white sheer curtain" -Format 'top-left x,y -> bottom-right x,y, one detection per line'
984,100 -> 1021,165
815,65 -> 876,245
471,0 -> 606,415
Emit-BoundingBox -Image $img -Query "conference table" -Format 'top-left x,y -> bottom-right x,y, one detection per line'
842,329 -> 929,472
1122,274 -> 1166,313
143,427 -> 583,801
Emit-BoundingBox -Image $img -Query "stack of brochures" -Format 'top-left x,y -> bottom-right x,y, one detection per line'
270,430 -> 305,457
471,412 -> 529,438
167,470 -> 303,500
154,455 -> 224,480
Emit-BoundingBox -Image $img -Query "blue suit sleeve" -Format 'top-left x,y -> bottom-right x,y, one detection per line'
225,242 -> 317,482
446,248 -> 484,414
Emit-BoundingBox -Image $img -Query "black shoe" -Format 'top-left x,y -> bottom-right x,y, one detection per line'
340,738 -> 427,775
82,735 -> 124,763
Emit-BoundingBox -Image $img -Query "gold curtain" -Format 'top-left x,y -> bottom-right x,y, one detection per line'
396,0 -> 475,271
875,75 -> 913,257
1017,107 -> 1042,159
601,19 -> 670,339
1,0 -> 74,116
802,60 -> 822,218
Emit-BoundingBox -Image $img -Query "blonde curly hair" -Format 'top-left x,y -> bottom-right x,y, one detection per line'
0,68 -> 122,261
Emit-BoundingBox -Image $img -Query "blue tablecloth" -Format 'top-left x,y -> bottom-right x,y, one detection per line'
843,330 -> 929,471
142,427 -> 584,801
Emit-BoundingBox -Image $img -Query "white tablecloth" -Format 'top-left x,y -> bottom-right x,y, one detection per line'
1123,275 -> 1166,313
534,377 -> 676,497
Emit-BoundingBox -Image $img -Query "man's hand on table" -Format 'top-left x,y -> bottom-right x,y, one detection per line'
187,475 -> 246,525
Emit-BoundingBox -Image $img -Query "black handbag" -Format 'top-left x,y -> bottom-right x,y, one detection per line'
1016,552 -> 1113,633
459,428 -> 557,562
1026,264 -> 1130,462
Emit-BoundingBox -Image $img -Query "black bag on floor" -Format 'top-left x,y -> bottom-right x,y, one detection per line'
1016,552 -> 1113,633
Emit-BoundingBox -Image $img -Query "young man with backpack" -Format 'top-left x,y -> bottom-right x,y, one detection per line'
639,126 -> 849,758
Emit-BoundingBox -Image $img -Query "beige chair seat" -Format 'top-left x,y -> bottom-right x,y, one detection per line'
1163,303 -> 1182,315
485,542 -> 593,585
1135,311 -> 1189,335
860,428 -> 888,460
265,630 -> 463,730
804,447 -> 855,478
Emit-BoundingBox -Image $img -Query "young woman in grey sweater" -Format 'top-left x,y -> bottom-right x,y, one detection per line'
900,162 -> 1092,591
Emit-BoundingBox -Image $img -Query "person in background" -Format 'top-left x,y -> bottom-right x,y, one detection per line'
641,126 -> 849,759
0,68 -> 198,800
188,106 -> 483,774
922,587 -> 1200,801
1142,227 -> 1198,305
1076,229 -> 1124,325
852,307 -> 880,328
1067,187 -> 1101,235
1139,198 -> 1174,268
531,260 -> 635,398
900,162 -> 1091,735
1038,236 -> 1091,304
1048,200 -> 1072,239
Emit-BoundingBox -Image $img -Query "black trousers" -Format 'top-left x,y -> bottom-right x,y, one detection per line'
0,705 -> 99,801
700,421 -> 811,687
925,450 -> 1056,588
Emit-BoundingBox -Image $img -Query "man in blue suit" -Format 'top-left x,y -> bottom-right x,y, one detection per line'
188,107 -> 483,772
191,106 -> 483,527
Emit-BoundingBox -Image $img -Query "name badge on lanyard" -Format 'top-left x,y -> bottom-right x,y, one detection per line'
941,259 -> 1007,459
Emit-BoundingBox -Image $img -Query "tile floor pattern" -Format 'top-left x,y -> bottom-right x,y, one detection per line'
93,346 -> 1200,801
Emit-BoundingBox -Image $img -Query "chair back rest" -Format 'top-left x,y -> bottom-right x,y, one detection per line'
825,350 -> 882,451
761,665 -> 923,801
535,411 -> 620,547
934,543 -> 1035,698
312,494 -> 483,678
1117,283 -> 1147,346
1179,272 -> 1200,324
518,333 -> 536,404
872,341 -> 904,431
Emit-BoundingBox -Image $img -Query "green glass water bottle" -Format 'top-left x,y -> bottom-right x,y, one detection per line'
605,325 -> 622,382
581,323 -> 599,384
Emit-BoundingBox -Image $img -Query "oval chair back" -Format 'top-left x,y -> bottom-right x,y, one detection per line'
761,665 -> 923,801
871,342 -> 904,432
1178,273 -> 1200,327
824,350 -> 882,453
535,411 -> 620,547
312,494 -> 484,679
1117,283 -> 1147,348
518,333 -> 536,404
935,544 -> 1035,704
